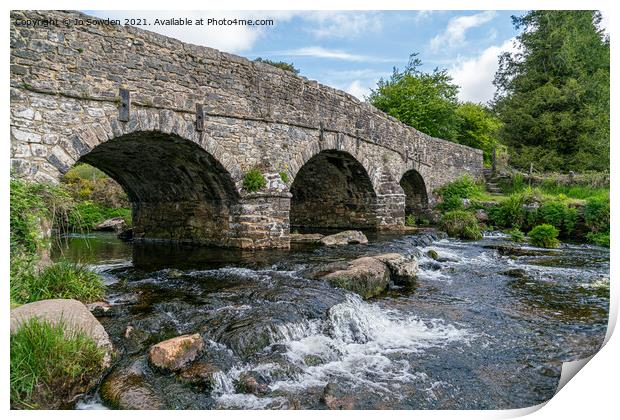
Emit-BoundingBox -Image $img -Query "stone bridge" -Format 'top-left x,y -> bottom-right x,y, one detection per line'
10,10 -> 483,249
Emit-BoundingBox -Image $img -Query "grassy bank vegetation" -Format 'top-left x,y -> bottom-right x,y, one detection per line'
10,318 -> 105,409
10,173 -> 116,305
10,173 -> 111,408
434,174 -> 610,248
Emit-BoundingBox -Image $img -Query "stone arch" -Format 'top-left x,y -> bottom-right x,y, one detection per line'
287,133 -> 382,195
399,169 -> 429,220
290,149 -> 378,231
50,108 -> 244,187
52,110 -> 243,246
79,131 -> 239,245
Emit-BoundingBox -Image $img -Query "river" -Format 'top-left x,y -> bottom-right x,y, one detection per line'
52,230 -> 609,410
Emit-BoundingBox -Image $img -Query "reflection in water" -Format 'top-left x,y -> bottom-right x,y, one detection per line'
57,231 -> 610,410
52,232 -> 132,264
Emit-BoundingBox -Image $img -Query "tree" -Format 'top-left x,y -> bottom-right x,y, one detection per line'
368,54 -> 460,140
455,103 -> 502,165
493,11 -> 610,172
253,57 -> 300,75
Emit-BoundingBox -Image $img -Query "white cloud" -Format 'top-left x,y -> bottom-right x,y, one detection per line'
273,46 -> 393,62
430,11 -> 496,52
301,12 -> 382,39
449,38 -> 519,104
345,80 -> 371,100
86,11 -> 295,53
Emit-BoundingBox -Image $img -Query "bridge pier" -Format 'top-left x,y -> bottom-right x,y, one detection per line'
375,193 -> 407,229
232,193 -> 291,249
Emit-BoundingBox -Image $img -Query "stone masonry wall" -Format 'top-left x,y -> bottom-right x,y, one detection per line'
10,10 -> 483,248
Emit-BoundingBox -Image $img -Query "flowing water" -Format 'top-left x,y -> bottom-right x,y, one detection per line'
53,231 -> 609,410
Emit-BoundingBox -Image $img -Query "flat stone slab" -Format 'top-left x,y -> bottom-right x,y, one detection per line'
320,230 -> 368,246
290,233 -> 325,243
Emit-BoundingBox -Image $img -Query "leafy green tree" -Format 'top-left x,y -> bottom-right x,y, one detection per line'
455,102 -> 502,164
493,11 -> 609,171
254,57 -> 300,75
368,54 -> 460,140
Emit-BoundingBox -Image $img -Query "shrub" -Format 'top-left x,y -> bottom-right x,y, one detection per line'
587,231 -> 610,247
10,318 -> 105,409
243,169 -> 267,192
437,175 -> 483,201
538,200 -> 578,236
11,261 -> 105,304
405,214 -> 416,227
528,224 -> 560,248
488,193 -> 527,229
279,171 -> 289,183
62,164 -> 129,208
253,57 -> 300,75
437,195 -> 464,212
584,196 -> 610,233
508,228 -> 526,242
441,210 -> 482,240
10,179 -> 73,253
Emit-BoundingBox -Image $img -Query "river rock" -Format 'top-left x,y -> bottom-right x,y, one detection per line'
427,249 -> 439,260
177,361 -> 221,388
322,382 -> 355,410
373,253 -> 418,286
234,371 -> 269,395
322,256 -> 390,299
290,233 -> 324,243
100,360 -> 165,409
94,216 -> 126,232
117,227 -> 133,241
319,230 -> 368,246
475,209 -> 489,222
502,268 -> 528,279
148,333 -> 204,371
485,244 -> 561,257
86,301 -> 112,317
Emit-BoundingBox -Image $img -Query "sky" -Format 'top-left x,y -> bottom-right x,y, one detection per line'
84,10 -> 529,104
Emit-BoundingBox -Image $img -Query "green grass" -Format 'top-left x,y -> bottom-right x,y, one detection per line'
67,201 -> 131,230
529,224 -> 560,248
10,178 -> 73,253
11,318 -> 105,409
11,260 -> 105,305
587,231 -> 610,247
441,210 -> 482,240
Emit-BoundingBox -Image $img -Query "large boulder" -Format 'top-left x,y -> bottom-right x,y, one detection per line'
373,253 -> 418,287
94,217 -> 126,232
319,230 -> 368,246
322,256 -> 390,299
148,333 -> 204,371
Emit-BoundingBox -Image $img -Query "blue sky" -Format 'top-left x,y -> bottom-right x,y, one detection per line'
86,11 -> 526,103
